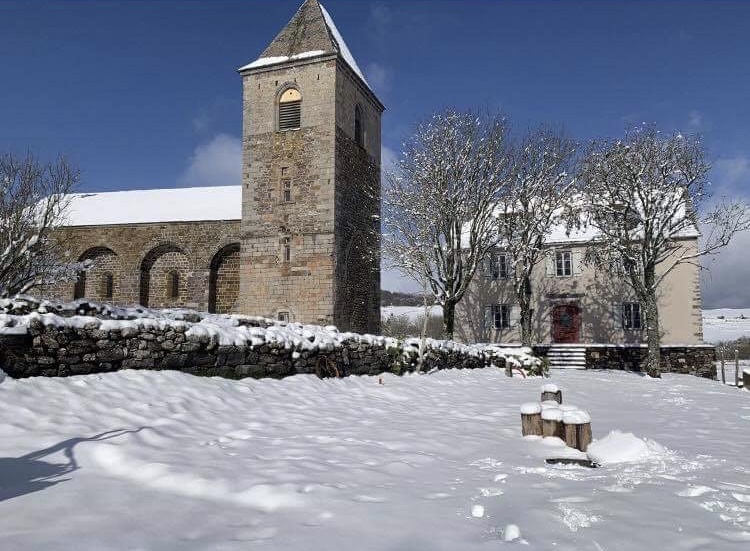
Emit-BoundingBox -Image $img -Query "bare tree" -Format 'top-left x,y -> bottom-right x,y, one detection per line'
493,127 -> 577,345
0,152 -> 83,297
383,110 -> 511,339
578,126 -> 750,377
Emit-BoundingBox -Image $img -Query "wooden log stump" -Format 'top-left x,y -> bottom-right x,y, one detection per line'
520,403 -> 543,436
562,410 -> 592,452
541,383 -> 562,404
541,408 -> 564,439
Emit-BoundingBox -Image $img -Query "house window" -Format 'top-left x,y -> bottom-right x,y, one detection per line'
166,270 -> 179,299
491,253 -> 509,280
282,179 -> 292,202
282,236 -> 291,262
622,302 -> 642,329
278,88 -> 301,131
102,272 -> 114,299
354,104 -> 364,146
278,311 -> 290,322
555,250 -> 572,276
485,304 -> 510,330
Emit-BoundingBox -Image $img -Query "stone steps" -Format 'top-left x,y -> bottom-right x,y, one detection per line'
547,345 -> 587,370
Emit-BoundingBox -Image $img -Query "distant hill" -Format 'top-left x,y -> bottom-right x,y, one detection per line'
381,290 -> 426,307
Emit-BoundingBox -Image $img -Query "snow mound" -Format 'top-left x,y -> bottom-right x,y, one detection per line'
541,383 -> 559,393
587,430 -> 666,465
541,408 -> 562,421
562,409 -> 590,424
520,402 -> 541,415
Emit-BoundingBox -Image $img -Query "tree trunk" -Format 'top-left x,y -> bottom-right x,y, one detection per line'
643,289 -> 661,378
443,299 -> 455,341
519,274 -> 534,346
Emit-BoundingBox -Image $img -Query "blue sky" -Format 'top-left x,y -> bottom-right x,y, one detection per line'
1,0 -> 749,306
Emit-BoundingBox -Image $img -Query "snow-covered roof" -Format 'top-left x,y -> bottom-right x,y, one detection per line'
239,50 -> 328,71
239,0 -> 371,91
61,186 -> 241,227
318,2 -> 368,86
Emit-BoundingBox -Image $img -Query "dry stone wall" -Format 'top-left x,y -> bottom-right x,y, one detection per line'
0,301 -> 510,380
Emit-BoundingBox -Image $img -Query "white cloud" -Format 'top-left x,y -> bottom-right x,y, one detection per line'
701,227 -> 750,308
687,110 -> 703,130
365,62 -> 391,94
381,144 -> 397,174
178,134 -> 241,187
713,155 -> 750,189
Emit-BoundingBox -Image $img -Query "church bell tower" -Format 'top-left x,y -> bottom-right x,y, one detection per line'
237,0 -> 384,333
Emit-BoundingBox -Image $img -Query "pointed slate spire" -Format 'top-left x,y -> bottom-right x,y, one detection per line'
260,0 -> 334,58
242,0 -> 369,88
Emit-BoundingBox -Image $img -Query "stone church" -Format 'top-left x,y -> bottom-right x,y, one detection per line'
46,0 -> 383,334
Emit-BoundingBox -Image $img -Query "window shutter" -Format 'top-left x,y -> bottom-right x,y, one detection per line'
484,306 -> 493,329
279,100 -> 301,130
545,252 -> 556,276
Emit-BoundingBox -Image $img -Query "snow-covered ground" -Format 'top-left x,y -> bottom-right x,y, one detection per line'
381,304 -> 442,321
703,309 -> 750,343
1,368 -> 749,550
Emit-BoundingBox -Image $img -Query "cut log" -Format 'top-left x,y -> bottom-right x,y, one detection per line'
520,403 -> 543,436
562,409 -> 592,452
541,408 -> 564,439
576,422 -> 592,452
563,422 -> 578,449
541,383 -> 562,404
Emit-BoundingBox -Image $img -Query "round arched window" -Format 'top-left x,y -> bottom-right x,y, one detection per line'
278,89 -> 302,131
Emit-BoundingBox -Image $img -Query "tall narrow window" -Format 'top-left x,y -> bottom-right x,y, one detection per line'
354,104 -> 364,146
622,302 -> 642,329
166,270 -> 179,299
278,311 -> 290,322
555,250 -> 573,276
278,88 -> 301,131
102,272 -> 114,299
488,253 -> 509,280
282,236 -> 291,262
282,179 -> 292,202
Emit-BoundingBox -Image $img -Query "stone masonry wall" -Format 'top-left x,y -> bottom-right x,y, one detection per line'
0,320 -> 501,381
43,220 -> 241,313
583,345 -> 716,378
332,62 -> 383,335
240,58 -> 338,325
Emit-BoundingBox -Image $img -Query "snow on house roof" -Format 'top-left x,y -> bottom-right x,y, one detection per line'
61,186 -> 241,227
239,0 -> 370,90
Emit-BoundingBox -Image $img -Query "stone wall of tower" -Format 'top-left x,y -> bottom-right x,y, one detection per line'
333,64 -> 382,334
239,58 -> 339,325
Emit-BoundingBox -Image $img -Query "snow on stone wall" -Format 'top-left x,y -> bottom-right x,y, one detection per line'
0,297 -> 538,379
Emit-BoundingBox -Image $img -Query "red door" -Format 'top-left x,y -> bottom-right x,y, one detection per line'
551,304 -> 581,343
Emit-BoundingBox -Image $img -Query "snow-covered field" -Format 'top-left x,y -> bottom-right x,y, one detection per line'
1,368 -> 749,550
382,304 -> 442,321
703,309 -> 750,343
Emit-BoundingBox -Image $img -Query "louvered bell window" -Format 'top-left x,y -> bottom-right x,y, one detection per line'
278,88 -> 302,131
